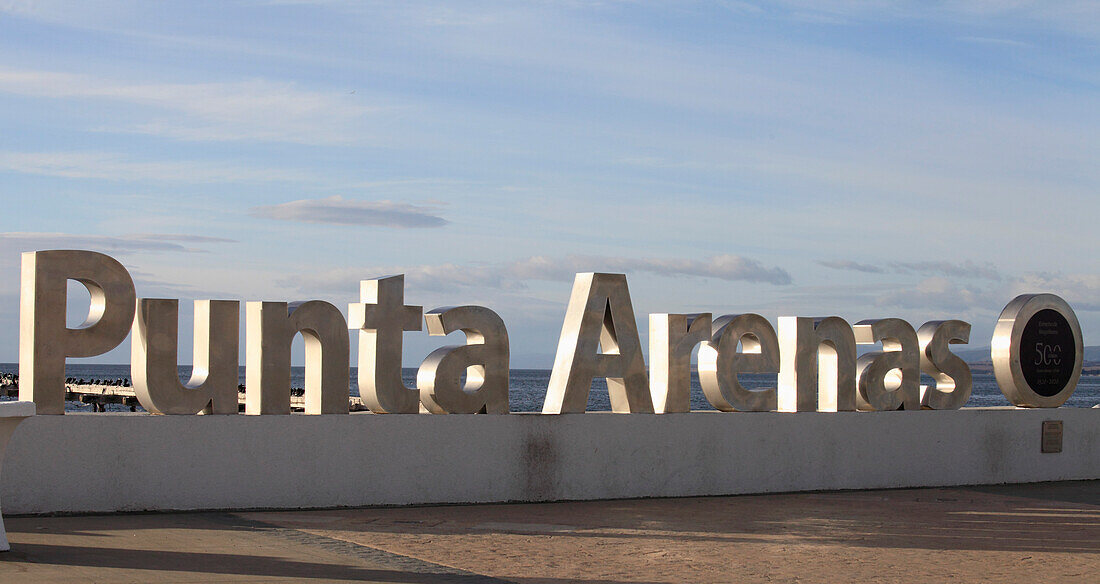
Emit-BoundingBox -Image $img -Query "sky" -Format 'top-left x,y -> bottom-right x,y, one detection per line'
1,0 -> 1098,368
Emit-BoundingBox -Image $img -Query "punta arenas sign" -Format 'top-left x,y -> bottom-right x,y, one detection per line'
18,250 -> 1085,416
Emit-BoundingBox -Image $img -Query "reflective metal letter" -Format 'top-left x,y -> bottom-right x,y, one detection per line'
417,306 -> 509,414
917,320 -> 972,410
19,250 -> 136,414
853,318 -> 919,411
245,300 -> 349,415
649,313 -> 711,413
699,313 -> 779,412
777,316 -> 856,412
349,275 -> 422,414
543,273 -> 652,414
132,299 -> 240,415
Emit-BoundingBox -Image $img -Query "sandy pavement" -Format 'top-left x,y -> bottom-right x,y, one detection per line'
2,482 -> 1097,583
240,483 -> 1100,584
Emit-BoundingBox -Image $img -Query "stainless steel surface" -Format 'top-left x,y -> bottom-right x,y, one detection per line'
853,318 -> 920,411
349,275 -> 423,414
917,320 -> 972,410
543,273 -> 653,414
992,293 -> 1083,408
19,250 -> 136,415
698,313 -> 779,412
650,313 -> 711,413
418,305 -> 510,414
132,299 -> 240,415
245,300 -> 349,415
778,316 -> 856,412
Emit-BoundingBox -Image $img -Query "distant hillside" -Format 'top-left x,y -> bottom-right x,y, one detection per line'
954,346 -> 1100,363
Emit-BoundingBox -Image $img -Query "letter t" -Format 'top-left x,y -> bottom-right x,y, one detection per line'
349,275 -> 423,413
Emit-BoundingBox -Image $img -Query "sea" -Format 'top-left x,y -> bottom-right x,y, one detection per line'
1,363 -> 1098,412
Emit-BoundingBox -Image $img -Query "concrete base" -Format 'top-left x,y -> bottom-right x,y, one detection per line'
0,401 -> 35,550
2,408 -> 1098,515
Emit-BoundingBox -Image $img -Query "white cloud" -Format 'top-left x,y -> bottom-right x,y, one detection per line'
281,253 -> 792,294
873,271 -> 1100,314
0,232 -> 235,254
250,196 -> 449,228
0,151 -> 312,183
876,277 -> 992,312
0,67 -> 378,144
1008,273 -> 1100,311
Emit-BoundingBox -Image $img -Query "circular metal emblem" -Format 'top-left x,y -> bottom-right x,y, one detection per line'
992,294 -> 1082,407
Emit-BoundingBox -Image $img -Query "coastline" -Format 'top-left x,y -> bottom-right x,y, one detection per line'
2,363 -> 1099,411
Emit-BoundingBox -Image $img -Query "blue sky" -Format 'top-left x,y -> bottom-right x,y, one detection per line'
1,1 -> 1098,367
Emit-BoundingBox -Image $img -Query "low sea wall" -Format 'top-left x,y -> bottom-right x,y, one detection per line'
2,408 -> 1098,515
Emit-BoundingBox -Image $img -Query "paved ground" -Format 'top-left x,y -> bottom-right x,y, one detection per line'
1,481 -> 1097,583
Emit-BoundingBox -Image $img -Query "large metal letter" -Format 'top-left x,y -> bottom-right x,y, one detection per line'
245,300 -> 349,415
778,316 -> 856,412
543,273 -> 652,414
132,299 -> 240,415
853,318 -> 920,411
19,250 -> 136,414
917,320 -> 972,410
649,313 -> 711,413
417,306 -> 509,414
349,275 -> 422,414
699,313 -> 779,412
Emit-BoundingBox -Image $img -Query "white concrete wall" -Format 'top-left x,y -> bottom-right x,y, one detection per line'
2,408 -> 1097,514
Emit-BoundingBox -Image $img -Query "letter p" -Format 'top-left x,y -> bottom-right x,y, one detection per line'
19,250 -> 136,414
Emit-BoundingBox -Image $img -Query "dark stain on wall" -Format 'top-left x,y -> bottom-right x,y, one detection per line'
523,426 -> 560,501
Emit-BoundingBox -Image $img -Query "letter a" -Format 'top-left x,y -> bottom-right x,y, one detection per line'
543,273 -> 652,414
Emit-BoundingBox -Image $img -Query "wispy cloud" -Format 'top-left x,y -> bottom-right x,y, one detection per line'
0,232 -> 235,254
277,263 -> 510,295
0,67 -> 378,144
0,151 -> 312,183
958,36 -> 1032,47
509,254 -> 793,285
817,259 -> 1001,280
876,277 -> 992,312
280,253 -> 792,294
873,271 -> 1100,313
1008,272 -> 1100,311
892,260 -> 1001,281
817,259 -> 884,274
250,196 -> 449,228
752,1 -> 1100,38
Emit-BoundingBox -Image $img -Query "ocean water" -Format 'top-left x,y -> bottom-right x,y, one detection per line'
2,363 -> 1098,412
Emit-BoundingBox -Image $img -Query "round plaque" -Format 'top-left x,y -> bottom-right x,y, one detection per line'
992,294 -> 1083,407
